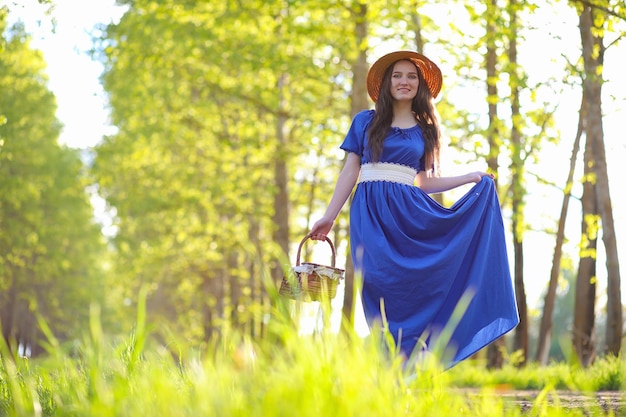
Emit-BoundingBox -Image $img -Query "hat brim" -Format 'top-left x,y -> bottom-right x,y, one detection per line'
366,51 -> 442,102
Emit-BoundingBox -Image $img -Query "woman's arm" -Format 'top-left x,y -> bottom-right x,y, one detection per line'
416,170 -> 494,194
310,152 -> 361,239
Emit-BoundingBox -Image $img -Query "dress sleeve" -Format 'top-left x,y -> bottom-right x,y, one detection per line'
340,110 -> 374,156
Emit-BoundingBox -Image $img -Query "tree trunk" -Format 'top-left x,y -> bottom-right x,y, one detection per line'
229,250 -> 243,329
512,221 -> 528,362
409,1 -> 424,55
484,0 -> 505,369
593,126 -> 622,356
535,93 -> 585,365
342,1 -> 368,327
203,269 -> 224,342
578,5 -> 623,356
408,3 -> 443,206
272,72 -> 290,284
0,271 -> 17,352
573,95 -> 598,367
508,0 -> 528,365
485,0 -> 500,177
248,220 -> 264,338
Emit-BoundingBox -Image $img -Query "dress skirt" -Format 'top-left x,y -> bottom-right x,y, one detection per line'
350,176 -> 519,367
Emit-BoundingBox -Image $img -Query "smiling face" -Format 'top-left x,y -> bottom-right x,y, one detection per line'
389,60 -> 419,102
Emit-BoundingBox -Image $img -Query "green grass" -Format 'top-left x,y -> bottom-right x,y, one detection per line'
0,300 -> 624,416
448,352 -> 625,392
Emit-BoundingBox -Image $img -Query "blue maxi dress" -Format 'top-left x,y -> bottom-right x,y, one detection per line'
342,110 -> 519,367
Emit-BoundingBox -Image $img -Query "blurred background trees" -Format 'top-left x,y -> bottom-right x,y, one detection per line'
0,0 -> 624,367
0,9 -> 106,356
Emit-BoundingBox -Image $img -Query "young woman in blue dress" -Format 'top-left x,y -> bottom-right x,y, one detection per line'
309,50 -> 518,367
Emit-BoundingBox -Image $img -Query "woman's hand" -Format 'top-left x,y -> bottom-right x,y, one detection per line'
310,216 -> 334,240
469,171 -> 495,183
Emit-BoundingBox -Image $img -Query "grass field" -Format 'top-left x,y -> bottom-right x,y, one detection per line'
1,300 -> 624,417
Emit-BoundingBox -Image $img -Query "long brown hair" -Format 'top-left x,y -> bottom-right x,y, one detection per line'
367,60 -> 440,174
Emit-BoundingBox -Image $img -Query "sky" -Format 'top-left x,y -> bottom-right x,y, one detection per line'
2,0 -> 126,148
3,0 -> 626,313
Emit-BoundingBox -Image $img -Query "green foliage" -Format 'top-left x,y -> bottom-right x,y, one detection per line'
93,0 -> 355,340
584,355 -> 625,391
0,11 -> 107,354
442,0 -> 561,177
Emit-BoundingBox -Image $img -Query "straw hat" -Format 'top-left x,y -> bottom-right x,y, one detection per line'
366,50 -> 442,102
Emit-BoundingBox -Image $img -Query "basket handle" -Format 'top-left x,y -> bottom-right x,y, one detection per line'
296,234 -> 336,267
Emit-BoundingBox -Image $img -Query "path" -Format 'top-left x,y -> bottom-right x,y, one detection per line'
459,389 -> 626,415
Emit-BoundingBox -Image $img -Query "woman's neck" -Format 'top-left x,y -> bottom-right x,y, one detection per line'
391,101 -> 417,128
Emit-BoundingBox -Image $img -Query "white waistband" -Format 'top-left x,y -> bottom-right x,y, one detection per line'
358,163 -> 417,185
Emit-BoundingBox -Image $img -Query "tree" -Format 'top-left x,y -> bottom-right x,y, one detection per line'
340,0 -> 369,326
572,0 -> 623,363
95,0 -> 352,342
0,11 -> 106,355
507,0 -> 529,366
452,0 -> 514,368
573,97 -> 599,366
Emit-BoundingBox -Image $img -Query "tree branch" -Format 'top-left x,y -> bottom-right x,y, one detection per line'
570,0 -> 626,21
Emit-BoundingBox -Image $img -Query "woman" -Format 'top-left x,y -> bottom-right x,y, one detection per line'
310,50 -> 519,367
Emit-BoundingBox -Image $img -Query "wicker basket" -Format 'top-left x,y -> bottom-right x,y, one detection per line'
279,234 -> 345,301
